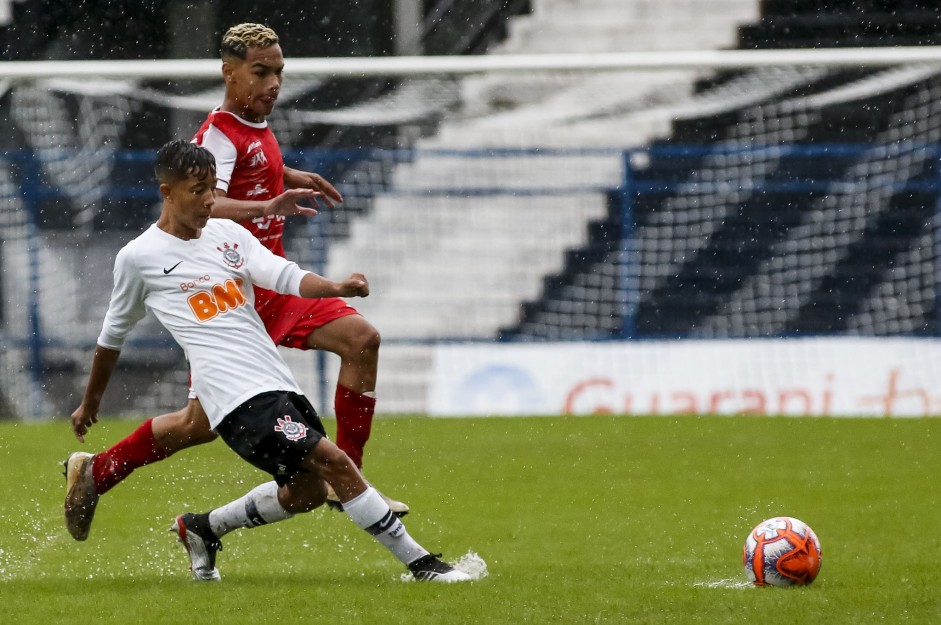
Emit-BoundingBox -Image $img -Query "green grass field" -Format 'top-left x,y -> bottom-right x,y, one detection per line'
1,415 -> 940,624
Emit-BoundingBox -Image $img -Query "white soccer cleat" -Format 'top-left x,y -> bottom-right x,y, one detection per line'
171,513 -> 222,581
407,553 -> 473,583
63,451 -> 99,541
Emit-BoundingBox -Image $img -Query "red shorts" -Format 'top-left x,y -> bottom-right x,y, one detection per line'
254,286 -> 360,350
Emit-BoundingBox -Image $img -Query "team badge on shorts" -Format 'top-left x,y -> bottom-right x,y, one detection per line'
274,415 -> 308,441
217,242 -> 244,269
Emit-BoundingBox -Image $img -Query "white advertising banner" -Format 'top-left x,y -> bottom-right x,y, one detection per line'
428,338 -> 941,417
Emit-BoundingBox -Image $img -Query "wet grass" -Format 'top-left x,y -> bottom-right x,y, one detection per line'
1,415 -> 940,624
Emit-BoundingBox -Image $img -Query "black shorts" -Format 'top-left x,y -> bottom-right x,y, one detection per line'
215,391 -> 326,486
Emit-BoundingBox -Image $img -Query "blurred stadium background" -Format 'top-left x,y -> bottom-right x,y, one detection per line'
3,0 -> 941,420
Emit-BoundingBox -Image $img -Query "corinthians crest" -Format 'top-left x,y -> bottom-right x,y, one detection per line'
217,242 -> 244,269
274,415 -> 308,441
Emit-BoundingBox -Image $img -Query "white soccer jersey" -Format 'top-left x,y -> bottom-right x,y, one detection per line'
98,219 -> 309,428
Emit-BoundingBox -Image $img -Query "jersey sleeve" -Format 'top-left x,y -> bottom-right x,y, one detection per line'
197,123 -> 237,193
97,244 -> 148,350
238,227 -> 307,295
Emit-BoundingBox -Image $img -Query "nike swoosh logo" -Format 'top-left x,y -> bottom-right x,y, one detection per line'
163,261 -> 183,275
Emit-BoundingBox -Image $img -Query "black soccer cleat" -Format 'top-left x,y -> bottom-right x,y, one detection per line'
407,553 -> 471,583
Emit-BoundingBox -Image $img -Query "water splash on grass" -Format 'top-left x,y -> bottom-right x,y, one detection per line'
453,550 -> 488,580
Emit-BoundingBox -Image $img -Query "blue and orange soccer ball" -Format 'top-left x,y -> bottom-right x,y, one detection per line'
743,516 -> 822,587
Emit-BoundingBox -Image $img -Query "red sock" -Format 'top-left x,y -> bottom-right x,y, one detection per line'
91,418 -> 170,495
334,384 -> 375,468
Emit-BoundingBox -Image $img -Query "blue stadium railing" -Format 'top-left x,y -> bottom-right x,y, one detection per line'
610,143 -> 941,340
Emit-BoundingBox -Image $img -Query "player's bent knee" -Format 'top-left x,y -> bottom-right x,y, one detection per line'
341,322 -> 381,360
364,326 -> 381,353
361,325 -> 381,352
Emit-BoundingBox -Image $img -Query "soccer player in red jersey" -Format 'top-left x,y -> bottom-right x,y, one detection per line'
64,23 -> 405,542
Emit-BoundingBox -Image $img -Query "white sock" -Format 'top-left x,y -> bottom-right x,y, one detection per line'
343,486 -> 428,565
208,481 -> 294,538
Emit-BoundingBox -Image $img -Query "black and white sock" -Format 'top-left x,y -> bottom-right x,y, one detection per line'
208,481 -> 294,538
343,486 -> 428,565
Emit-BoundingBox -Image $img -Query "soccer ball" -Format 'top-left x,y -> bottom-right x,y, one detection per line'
742,516 -> 822,587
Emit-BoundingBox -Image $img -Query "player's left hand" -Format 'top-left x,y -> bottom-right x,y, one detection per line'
285,168 -> 343,209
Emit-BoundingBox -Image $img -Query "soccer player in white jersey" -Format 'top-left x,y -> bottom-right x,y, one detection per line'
69,140 -> 468,582
63,23 -> 405,544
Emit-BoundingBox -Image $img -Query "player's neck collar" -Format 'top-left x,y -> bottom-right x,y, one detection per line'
213,107 -> 268,129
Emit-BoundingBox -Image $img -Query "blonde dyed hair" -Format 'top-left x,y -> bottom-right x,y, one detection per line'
220,23 -> 279,59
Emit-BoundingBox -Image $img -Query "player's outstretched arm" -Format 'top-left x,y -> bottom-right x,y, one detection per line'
298,272 -> 369,299
71,345 -> 121,442
284,167 -> 343,209
210,188 -> 320,221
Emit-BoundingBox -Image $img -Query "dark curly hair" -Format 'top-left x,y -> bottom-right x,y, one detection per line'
155,140 -> 216,184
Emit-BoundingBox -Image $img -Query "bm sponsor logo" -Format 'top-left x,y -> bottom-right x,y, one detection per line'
186,278 -> 248,322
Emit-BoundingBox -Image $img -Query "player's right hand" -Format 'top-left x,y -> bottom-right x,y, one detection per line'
70,404 -> 99,443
